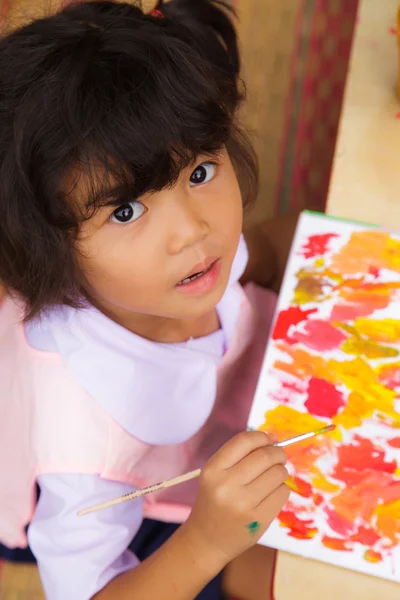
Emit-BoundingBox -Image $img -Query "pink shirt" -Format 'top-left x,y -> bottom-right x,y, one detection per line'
4,236 -> 276,599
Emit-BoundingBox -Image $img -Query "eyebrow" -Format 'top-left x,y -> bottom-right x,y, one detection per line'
84,184 -> 132,213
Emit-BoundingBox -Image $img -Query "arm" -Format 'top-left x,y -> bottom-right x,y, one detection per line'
241,210 -> 301,292
28,474 -> 225,600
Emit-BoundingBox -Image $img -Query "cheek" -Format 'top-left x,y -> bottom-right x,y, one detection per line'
77,227 -> 162,300
76,228 -> 132,288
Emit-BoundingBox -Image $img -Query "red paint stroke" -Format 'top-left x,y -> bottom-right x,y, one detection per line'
322,535 -> 353,552
272,306 -> 317,344
325,507 -> 355,537
388,437 -> 400,448
389,27 -> 398,36
288,476 -> 313,498
299,233 -> 338,259
271,378 -> 306,405
368,265 -> 380,278
351,526 -> 380,546
378,365 -> 400,390
313,493 -> 324,506
364,549 -> 383,563
304,377 -> 345,418
334,436 -> 397,485
396,112 -> 400,120
281,379 -> 305,394
381,481 -> 400,504
279,510 -> 318,539
292,320 -> 346,352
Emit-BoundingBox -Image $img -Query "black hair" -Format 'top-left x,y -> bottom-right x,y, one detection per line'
0,0 -> 258,319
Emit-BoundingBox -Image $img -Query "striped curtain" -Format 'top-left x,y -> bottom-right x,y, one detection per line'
236,0 -> 358,220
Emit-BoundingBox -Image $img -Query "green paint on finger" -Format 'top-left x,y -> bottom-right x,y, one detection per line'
246,521 -> 261,536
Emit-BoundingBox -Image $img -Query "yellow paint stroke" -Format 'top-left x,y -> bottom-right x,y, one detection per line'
373,411 -> 400,429
311,466 -> 341,493
341,337 -> 399,359
330,231 -> 400,275
374,498 -> 400,545
350,318 -> 400,343
383,236 -> 400,271
261,405 -> 326,439
261,406 -> 333,473
330,358 -> 398,428
293,269 -> 326,305
332,392 -> 368,429
315,258 -> 325,267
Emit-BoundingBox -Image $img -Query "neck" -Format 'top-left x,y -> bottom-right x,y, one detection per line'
97,305 -> 221,343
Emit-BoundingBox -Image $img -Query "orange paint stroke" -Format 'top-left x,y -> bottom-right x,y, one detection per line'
322,535 -> 353,552
334,437 -> 397,484
329,231 -> 400,275
278,510 -> 318,539
376,362 -> 400,390
364,549 -> 383,563
273,343 -> 340,384
330,288 -> 395,322
330,472 -> 395,526
287,475 -> 313,498
374,498 -> 400,545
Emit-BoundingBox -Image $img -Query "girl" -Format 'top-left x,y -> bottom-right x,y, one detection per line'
0,2 -> 297,599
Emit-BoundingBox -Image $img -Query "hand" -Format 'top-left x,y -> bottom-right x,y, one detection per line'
184,431 -> 289,566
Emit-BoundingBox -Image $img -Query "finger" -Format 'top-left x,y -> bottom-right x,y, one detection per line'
209,431 -> 273,470
229,445 -> 287,485
247,464 -> 289,505
255,484 -> 290,520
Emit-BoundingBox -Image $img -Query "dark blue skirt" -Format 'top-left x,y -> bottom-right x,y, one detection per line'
0,518 -> 225,599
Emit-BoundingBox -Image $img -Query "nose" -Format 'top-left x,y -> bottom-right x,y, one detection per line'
166,191 -> 210,255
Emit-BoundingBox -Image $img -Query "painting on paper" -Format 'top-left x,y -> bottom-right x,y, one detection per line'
247,211 -> 400,582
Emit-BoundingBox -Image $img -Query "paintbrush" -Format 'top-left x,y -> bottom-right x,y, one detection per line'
78,424 -> 335,516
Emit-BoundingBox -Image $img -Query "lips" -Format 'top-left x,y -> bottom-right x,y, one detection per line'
177,258 -> 218,286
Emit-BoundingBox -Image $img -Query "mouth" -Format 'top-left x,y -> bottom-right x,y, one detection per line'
177,258 -> 217,286
176,258 -> 221,295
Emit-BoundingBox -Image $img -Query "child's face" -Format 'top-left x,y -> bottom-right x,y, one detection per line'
73,148 -> 243,326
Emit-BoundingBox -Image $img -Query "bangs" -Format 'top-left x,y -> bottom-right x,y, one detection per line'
59,23 -> 235,214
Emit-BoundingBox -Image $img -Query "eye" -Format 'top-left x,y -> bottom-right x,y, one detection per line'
110,200 -> 146,224
189,162 -> 216,187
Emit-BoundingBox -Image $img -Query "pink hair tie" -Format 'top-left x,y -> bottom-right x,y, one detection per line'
150,9 -> 164,18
